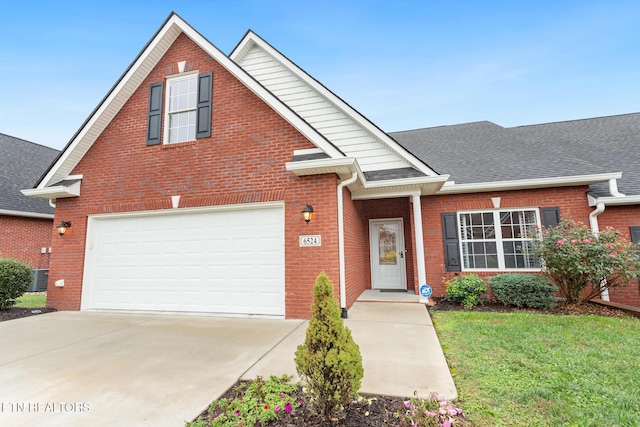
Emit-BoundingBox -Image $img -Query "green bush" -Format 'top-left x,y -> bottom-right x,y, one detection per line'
294,272 -> 363,421
444,274 -> 487,309
0,258 -> 34,309
532,218 -> 639,304
489,274 -> 557,309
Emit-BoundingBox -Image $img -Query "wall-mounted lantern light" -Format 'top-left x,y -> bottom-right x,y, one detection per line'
302,204 -> 314,224
56,221 -> 72,236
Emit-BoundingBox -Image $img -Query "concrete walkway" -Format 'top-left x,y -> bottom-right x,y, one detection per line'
245,300 -> 457,400
0,300 -> 456,426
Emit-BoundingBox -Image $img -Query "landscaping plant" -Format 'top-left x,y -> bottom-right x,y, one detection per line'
294,272 -> 364,421
532,218 -> 639,304
0,258 -> 34,309
186,375 -> 301,427
489,274 -> 557,309
444,274 -> 487,309
395,391 -> 463,427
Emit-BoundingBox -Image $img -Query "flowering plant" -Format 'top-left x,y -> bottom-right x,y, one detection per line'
395,391 -> 463,427
187,374 -> 302,427
532,218 -> 639,304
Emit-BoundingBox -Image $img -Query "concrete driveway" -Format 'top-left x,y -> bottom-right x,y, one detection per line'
0,302 -> 456,427
0,312 -> 305,427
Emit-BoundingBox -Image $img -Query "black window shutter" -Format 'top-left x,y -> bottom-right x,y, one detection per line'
196,72 -> 213,139
146,82 -> 163,146
541,207 -> 561,228
442,213 -> 461,272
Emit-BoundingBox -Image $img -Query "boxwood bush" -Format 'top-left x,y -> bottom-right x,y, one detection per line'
489,274 -> 557,309
0,258 -> 34,309
444,274 -> 487,309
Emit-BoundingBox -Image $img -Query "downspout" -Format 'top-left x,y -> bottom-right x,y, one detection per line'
589,201 -> 609,301
337,172 -> 358,318
49,199 -> 56,209
410,193 -> 427,300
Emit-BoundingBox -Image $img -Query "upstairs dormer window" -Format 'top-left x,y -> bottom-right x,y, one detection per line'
166,73 -> 198,144
146,71 -> 213,146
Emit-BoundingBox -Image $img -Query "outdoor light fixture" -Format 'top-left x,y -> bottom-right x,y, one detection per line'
56,221 -> 72,236
302,204 -> 314,224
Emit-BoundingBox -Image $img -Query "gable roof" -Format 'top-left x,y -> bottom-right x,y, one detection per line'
30,12 -> 345,192
0,133 -> 58,217
230,30 -> 438,178
26,13 -> 448,201
391,113 -> 639,197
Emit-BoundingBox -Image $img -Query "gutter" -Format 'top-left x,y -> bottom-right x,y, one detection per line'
438,172 -> 622,194
337,172 -> 358,318
0,209 -> 54,220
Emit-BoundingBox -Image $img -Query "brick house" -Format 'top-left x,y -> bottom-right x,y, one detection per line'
24,14 -> 640,317
0,133 -> 58,271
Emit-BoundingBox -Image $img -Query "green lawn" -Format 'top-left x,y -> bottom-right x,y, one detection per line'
15,293 -> 46,308
431,311 -> 640,426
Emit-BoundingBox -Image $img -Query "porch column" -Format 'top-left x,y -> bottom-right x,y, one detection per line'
411,193 -> 427,297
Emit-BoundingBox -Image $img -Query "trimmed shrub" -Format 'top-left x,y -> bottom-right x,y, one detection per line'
489,274 -> 557,309
0,258 -> 34,309
294,272 -> 363,421
444,274 -> 487,309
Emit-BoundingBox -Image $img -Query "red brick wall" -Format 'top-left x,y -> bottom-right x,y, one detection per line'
47,33 -> 340,318
343,193 -> 369,308
0,215 -> 53,269
422,187 -> 593,297
597,205 -> 640,306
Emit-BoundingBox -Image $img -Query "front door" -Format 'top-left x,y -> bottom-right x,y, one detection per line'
370,219 -> 407,290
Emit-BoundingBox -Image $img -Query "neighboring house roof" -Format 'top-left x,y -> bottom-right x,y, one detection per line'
391,113 -> 640,197
0,133 -> 58,217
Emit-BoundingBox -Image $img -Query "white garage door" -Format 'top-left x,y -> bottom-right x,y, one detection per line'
81,203 -> 285,316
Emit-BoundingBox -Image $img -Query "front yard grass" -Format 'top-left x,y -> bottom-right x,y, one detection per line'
432,311 -> 640,426
15,293 -> 46,308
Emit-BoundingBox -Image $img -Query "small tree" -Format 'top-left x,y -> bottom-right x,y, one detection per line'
294,272 -> 363,421
532,218 -> 639,304
0,258 -> 34,309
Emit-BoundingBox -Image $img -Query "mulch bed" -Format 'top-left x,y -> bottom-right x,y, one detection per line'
0,306 -> 56,322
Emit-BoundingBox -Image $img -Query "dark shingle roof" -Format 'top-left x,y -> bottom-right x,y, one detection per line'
0,133 -> 59,215
390,113 -> 640,197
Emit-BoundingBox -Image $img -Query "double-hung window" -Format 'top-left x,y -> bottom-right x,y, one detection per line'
146,71 -> 212,146
166,73 -> 198,144
458,209 -> 540,270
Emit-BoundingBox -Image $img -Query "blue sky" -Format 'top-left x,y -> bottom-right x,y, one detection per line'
1,1 -> 639,150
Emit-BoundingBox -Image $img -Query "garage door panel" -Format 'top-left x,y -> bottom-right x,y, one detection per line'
82,205 -> 285,316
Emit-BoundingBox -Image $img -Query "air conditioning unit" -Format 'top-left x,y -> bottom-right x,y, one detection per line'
27,269 -> 49,292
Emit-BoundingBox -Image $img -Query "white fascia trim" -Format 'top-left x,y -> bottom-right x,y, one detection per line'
38,14 -> 343,190
231,32 -> 436,177
363,174 -> 450,190
589,194 -> 640,207
438,172 -> 622,194
285,157 -> 364,181
177,23 -> 344,159
21,180 -> 81,199
0,209 -> 54,219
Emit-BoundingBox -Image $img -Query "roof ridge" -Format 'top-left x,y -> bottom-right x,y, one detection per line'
509,112 -> 640,130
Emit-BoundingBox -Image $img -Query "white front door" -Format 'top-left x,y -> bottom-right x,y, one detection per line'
369,219 -> 407,290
